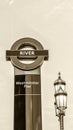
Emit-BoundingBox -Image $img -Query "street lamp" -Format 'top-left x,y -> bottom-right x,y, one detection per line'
54,72 -> 67,130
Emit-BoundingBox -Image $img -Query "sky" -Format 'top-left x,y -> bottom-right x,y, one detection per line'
0,0 -> 73,130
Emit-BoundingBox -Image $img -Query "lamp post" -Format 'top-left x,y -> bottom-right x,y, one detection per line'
54,73 -> 67,130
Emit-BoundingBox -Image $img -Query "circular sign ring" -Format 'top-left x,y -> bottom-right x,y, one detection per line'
10,38 -> 44,70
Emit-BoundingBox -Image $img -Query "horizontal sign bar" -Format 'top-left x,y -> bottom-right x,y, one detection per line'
6,50 -> 49,61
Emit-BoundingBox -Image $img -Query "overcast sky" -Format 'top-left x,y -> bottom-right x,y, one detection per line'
0,0 -> 73,130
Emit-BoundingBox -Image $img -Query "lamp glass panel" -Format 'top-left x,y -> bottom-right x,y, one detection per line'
64,95 -> 67,108
54,84 -> 66,93
56,96 -> 60,108
56,94 -> 67,110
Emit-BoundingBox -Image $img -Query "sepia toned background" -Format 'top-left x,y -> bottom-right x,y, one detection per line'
0,0 -> 73,130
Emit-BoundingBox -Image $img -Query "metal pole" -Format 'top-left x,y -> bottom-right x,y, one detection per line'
59,115 -> 64,130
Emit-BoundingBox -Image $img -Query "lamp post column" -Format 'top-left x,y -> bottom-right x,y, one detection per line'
54,72 -> 67,130
59,114 -> 64,130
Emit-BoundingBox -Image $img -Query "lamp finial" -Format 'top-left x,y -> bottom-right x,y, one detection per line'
58,72 -> 61,79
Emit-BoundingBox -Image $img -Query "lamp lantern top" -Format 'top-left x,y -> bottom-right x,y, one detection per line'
54,72 -> 66,86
